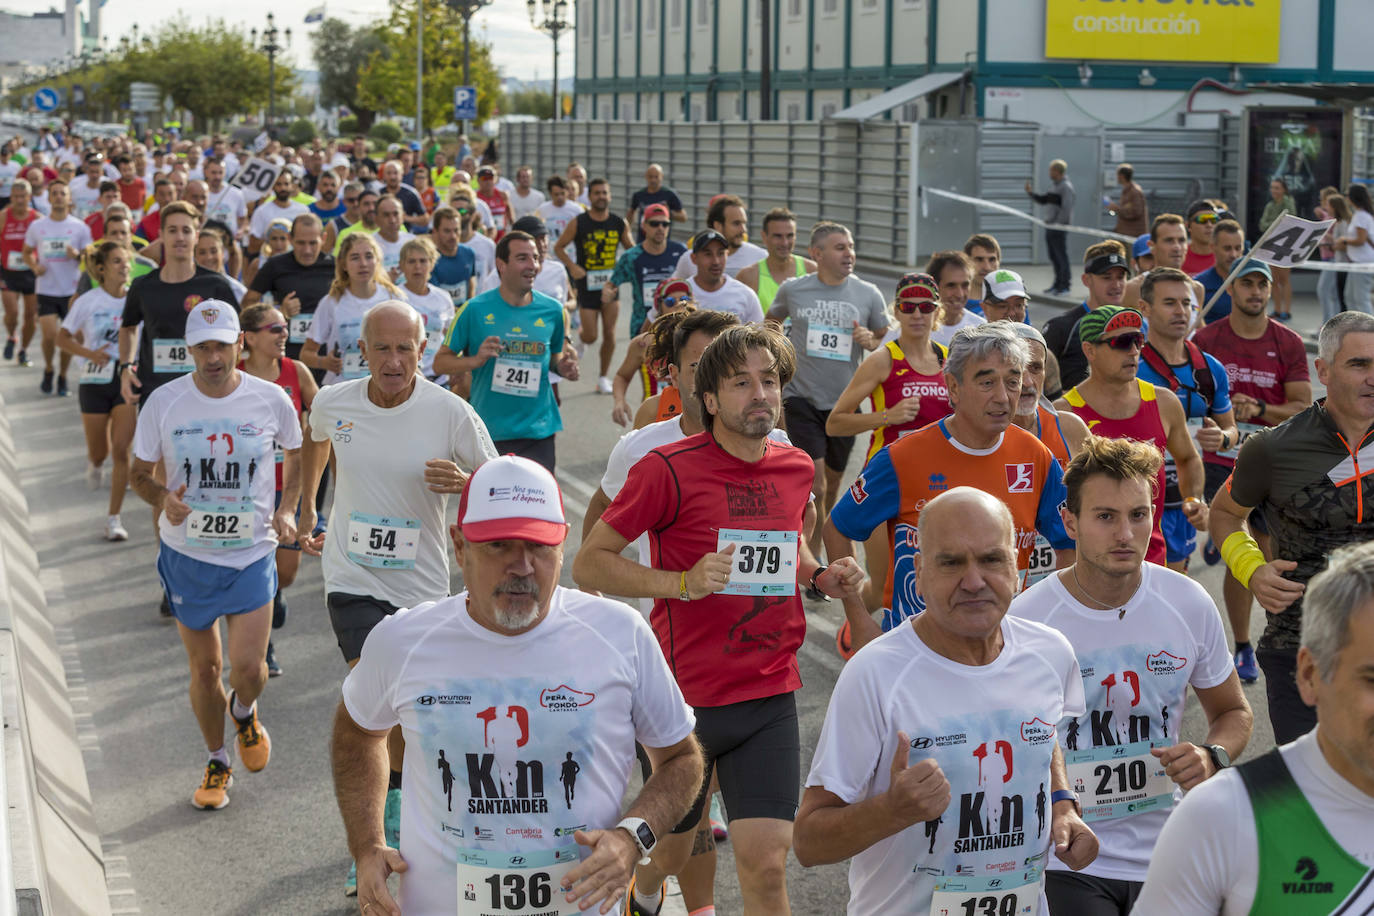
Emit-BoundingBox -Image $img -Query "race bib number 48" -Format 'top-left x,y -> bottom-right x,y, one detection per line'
153,338 -> 193,374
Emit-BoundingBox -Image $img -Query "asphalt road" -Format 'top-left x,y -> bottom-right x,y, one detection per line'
9,290 -> 1284,915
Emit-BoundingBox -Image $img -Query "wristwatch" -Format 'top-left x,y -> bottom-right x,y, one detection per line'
616,817 -> 656,865
1205,744 -> 1231,771
1050,789 -> 1081,815
808,565 -> 830,600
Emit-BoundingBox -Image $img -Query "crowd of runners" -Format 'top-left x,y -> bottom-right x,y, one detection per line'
3,125 -> 1374,916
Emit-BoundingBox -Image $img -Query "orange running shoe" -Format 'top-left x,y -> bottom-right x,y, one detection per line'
192,759 -> 233,810
230,691 -> 272,772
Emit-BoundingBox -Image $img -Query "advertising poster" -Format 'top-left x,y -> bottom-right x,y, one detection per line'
1245,108 -> 1345,241
1045,0 -> 1281,63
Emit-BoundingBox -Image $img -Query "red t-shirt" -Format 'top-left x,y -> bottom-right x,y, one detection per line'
118,178 -> 146,214
137,210 -> 161,243
600,431 -> 815,708
0,208 -> 39,271
84,212 -> 104,240
1181,246 -> 1215,275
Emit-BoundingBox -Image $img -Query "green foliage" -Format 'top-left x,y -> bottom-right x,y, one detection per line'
142,17 -> 293,128
338,115 -> 360,134
310,18 -> 383,132
356,0 -> 502,130
505,88 -> 553,121
368,121 -> 403,144
285,118 -> 317,147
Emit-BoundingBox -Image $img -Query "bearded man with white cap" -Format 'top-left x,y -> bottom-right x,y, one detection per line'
333,454 -> 705,916
130,299 -> 303,810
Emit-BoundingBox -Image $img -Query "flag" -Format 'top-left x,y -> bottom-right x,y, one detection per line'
304,6 -> 325,23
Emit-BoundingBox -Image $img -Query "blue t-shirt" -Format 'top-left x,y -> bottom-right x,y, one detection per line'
611,241 -> 688,333
443,287 -> 565,441
628,186 -> 684,216
431,245 -> 478,306
310,200 -> 347,222
1194,266 -> 1231,322
1137,346 -> 1232,420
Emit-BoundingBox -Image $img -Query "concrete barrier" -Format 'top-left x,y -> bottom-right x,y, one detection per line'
0,393 -> 108,916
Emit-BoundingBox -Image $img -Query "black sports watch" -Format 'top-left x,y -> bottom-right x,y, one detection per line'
808,565 -> 829,600
1205,744 -> 1231,771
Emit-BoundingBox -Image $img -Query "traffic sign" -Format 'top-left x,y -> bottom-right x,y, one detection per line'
453,86 -> 477,122
33,88 -> 59,112
71,84 -> 85,106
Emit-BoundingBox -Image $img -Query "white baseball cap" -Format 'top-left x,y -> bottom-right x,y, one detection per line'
984,268 -> 1030,302
184,300 -> 240,346
457,455 -> 569,546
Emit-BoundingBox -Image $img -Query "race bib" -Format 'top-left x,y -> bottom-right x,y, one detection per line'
186,500 -> 255,549
642,281 -> 661,308
79,358 -> 114,385
153,338 -> 193,374
287,313 -> 313,345
716,528 -> 797,596
342,350 -> 368,380
584,269 -> 613,288
426,327 -> 445,354
929,867 -> 1043,916
492,356 -> 541,397
1021,534 -> 1057,588
5,250 -> 25,270
42,237 -> 69,259
1065,739 -> 1173,822
346,511 -> 420,569
456,847 -> 582,916
1218,421 -> 1265,460
806,323 -> 853,361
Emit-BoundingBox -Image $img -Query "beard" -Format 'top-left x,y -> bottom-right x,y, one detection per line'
493,576 -> 542,630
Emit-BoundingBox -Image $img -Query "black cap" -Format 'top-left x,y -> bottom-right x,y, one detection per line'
1186,199 -> 1220,221
692,229 -> 728,253
511,215 -> 547,237
1083,251 -> 1131,276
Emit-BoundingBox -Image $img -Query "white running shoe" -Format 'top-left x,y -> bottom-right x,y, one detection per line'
85,463 -> 102,490
597,376 -> 613,394
105,516 -> 129,542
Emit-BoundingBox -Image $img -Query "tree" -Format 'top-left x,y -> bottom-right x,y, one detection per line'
142,17 -> 294,129
505,87 -> 553,120
311,18 -> 383,132
356,0 -> 503,131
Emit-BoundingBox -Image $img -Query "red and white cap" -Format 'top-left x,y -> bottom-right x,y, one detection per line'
457,455 -> 569,546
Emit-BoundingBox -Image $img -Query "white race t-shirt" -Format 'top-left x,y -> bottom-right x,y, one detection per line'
204,184 -> 247,229
222,273 -> 247,304
24,215 -> 92,297
402,284 -> 456,378
375,231 -> 414,275
477,258 -> 571,300
308,377 -> 496,608
1009,565 -> 1233,881
60,287 -> 125,370
133,373 -> 302,567
342,586 -> 695,916
1134,729 -> 1374,915
535,200 -> 584,241
805,616 -> 1084,915
672,241 -> 767,279
69,179 -> 104,220
931,308 -> 988,347
509,187 -> 546,221
688,275 -> 763,323
249,199 -> 310,242
308,287 -> 395,385
0,161 -> 21,198
463,231 -> 496,282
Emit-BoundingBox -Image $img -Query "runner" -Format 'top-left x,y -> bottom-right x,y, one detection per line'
1192,218 -> 1246,323
963,232 -> 1002,315
1130,233 -> 1154,275
1056,305 -> 1206,568
1135,267 -> 1238,572
507,164 -> 545,220
303,233 -> 404,387
396,237 -> 455,382
683,230 -> 763,323
333,454 -> 702,916
795,487 -> 1097,914
242,213 -> 336,365
609,281 -> 694,427
1009,322 -> 1090,474
1122,214 -> 1206,314
671,195 -> 766,279
236,301 -> 318,678
194,225 -> 245,304
135,177 -> 175,243
308,169 -> 345,224
735,208 -> 816,312
0,142 -> 21,208
1180,200 -> 1220,276
1042,241 -> 1130,395
447,187 -> 496,282
824,322 -> 1074,652
1011,436 -> 1251,915
299,299 -> 497,895
377,161 -> 428,235
322,181 -> 363,252
373,196 -> 415,282
22,178 -> 92,395
474,165 -> 511,236
535,175 -> 584,241
553,177 -> 630,394
766,220 -> 888,572
70,152 -> 107,221
1136,540 -> 1374,915
928,250 -> 984,346
606,203 -> 687,343
979,267 -> 1031,324
436,230 -> 580,472
1,178 -> 39,365
626,163 -> 686,240
1209,310 -> 1374,744
1193,261 -> 1312,684
130,300 -> 301,809
56,241 -> 135,540
575,323 -> 867,916
248,170 -> 310,257
424,206 -> 476,309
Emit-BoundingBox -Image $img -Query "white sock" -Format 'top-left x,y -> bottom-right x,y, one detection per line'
634,885 -> 663,911
107,514 -> 120,523
231,695 -> 255,721
208,747 -> 230,766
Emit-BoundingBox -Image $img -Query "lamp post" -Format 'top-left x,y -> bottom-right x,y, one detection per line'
444,0 -> 491,134
250,13 -> 291,138
527,0 -> 571,121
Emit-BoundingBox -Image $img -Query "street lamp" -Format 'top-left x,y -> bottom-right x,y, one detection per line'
250,13 -> 291,138
528,0 -> 571,121
444,0 -> 491,133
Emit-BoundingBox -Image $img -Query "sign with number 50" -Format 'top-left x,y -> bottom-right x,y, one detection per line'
230,156 -> 282,200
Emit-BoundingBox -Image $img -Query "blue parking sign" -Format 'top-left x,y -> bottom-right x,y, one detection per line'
453,86 -> 477,121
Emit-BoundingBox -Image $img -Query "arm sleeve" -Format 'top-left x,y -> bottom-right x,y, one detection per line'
340,614 -> 404,732
600,430 -> 637,499
60,294 -> 89,336
671,249 -> 693,279
1188,579 -> 1235,690
131,393 -> 163,463
828,447 -> 902,542
741,287 -> 764,324
610,250 -> 636,286
804,654 -> 889,803
452,399 -> 498,469
310,297 -> 337,348
1037,459 -> 1074,550
1206,355 -> 1233,415
629,615 -> 696,750
272,389 -> 303,449
443,302 -> 471,354
599,452 -> 676,543
666,190 -> 684,212
308,387 -> 334,442
768,282 -> 791,318
1282,334 -> 1311,382
122,279 -> 144,328
1059,635 -> 1086,720
1226,432 -> 1272,509
868,288 -> 891,334
1133,773 -> 1251,915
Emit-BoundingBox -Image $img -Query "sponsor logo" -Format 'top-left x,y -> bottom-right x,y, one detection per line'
183,295 -> 203,312
440,822 -> 465,837
509,856 -> 526,866
1020,717 -> 1055,745
487,484 -> 552,507
1005,462 -> 1035,493
1145,650 -> 1188,675
236,423 -> 263,437
333,419 -> 353,443
506,827 -> 542,840
473,826 -> 495,841
416,694 -> 472,706
539,685 -> 595,711
534,317 -> 546,326
848,475 -> 868,505
928,473 -> 948,492
201,306 -> 221,324
909,736 -> 934,750
484,313 -> 496,323
553,824 -> 587,837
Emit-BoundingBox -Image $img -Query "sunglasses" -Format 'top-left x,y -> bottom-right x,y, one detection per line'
658,295 -> 694,309
457,207 -> 472,215
249,323 -> 289,335
344,196 -> 359,204
1098,331 -> 1145,351
646,220 -> 670,228
895,297 -> 939,314
1193,212 -> 1219,224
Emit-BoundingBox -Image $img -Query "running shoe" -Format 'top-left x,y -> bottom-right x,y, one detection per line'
597,375 -> 613,394
3,338 -> 13,360
192,759 -> 233,810
710,794 -> 728,841
85,463 -> 102,490
1203,537 -> 1221,566
1234,646 -> 1259,684
159,594 -> 173,618
105,516 -> 128,542
56,375 -> 68,397
384,786 -> 402,848
835,619 -> 856,661
16,349 -> 30,367
39,369 -> 52,393
265,641 -> 282,677
344,860 -> 357,897
229,691 -> 271,772
623,876 -> 665,916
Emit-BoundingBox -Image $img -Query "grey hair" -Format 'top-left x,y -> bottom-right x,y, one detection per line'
342,180 -> 364,197
1318,311 -> 1374,363
809,220 -> 852,251
1302,541 -> 1374,682
945,321 -> 1030,383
